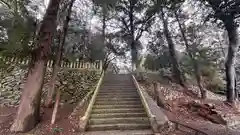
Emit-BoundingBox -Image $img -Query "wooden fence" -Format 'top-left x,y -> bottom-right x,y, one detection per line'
0,56 -> 102,70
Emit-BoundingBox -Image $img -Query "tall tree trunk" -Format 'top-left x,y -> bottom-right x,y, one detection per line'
129,0 -> 137,71
175,11 -> 206,98
235,78 -> 238,101
194,61 -> 206,98
50,0 -> 75,125
51,89 -> 61,124
45,0 -> 75,107
44,31 -> 62,108
10,0 -> 60,132
153,82 -> 166,109
160,9 -> 185,87
224,20 -> 239,103
101,4 -> 107,73
102,5 -> 106,44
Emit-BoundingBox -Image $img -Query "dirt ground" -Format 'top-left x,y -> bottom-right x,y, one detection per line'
140,78 -> 240,135
0,104 -> 86,135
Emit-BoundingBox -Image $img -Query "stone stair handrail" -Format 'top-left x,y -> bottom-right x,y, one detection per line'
79,71 -> 105,131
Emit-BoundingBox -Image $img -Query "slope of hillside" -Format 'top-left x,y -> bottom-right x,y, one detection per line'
138,73 -> 240,135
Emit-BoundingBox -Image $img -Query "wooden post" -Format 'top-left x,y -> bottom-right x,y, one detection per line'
81,62 -> 83,69
47,61 -> 50,67
86,62 -> 89,68
77,61 -> 79,68
21,58 -> 25,64
65,62 -> 67,68
2,56 -> 6,62
94,62 -> 97,69
99,60 -> 103,71
25,59 -> 29,65
73,62 -> 76,68
153,82 -> 158,101
60,61 -> 63,67
175,123 -> 179,130
11,57 -> 14,62
51,60 -> 54,67
13,57 -> 17,63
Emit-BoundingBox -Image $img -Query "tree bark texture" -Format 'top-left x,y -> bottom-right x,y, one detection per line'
102,5 -> 106,44
224,20 -> 239,103
129,0 -> 137,71
51,89 -> 61,124
10,0 -> 60,132
153,82 -> 166,109
235,78 -> 238,101
45,0 -> 75,107
160,9 -> 185,87
44,32 -> 61,108
194,61 -> 206,99
175,11 -> 206,98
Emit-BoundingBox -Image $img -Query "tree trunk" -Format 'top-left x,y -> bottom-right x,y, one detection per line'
235,78 -> 238,101
45,0 -> 75,107
224,21 -> 239,103
10,0 -> 60,132
129,0 -> 137,71
102,5 -> 106,44
44,32 -> 61,108
194,61 -> 206,99
175,11 -> 206,98
51,89 -> 61,124
160,9 -> 185,87
101,4 -> 107,74
153,82 -> 166,109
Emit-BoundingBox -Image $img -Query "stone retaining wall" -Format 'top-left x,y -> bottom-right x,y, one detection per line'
0,65 -> 100,106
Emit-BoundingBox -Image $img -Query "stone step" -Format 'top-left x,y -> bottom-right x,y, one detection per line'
100,86 -> 135,88
95,97 -> 140,102
87,123 -> 151,131
95,100 -> 142,105
103,78 -> 132,80
102,84 -> 134,86
98,91 -> 137,94
93,104 -> 143,109
92,108 -> 145,114
98,91 -> 138,94
103,80 -> 132,82
98,93 -> 138,97
97,95 -> 139,99
83,129 -> 153,135
102,84 -> 133,86
101,86 -> 135,88
91,112 -> 147,119
89,117 -> 149,125
98,90 -> 138,95
100,89 -> 136,91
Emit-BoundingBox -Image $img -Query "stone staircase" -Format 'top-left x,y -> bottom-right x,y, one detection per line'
86,74 -> 152,134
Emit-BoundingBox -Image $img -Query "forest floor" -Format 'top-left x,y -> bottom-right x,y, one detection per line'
0,103 -> 87,135
139,74 -> 240,135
